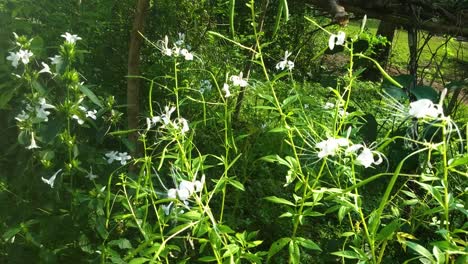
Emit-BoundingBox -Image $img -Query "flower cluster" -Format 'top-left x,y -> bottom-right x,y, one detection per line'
160,34 -> 193,61
328,31 -> 346,50
6,49 -> 33,68
221,71 -> 248,98
146,106 -> 190,135
163,175 -> 205,215
199,79 -> 212,94
275,50 -> 295,71
72,105 -> 97,125
105,151 -> 132,165
15,98 -> 56,125
316,137 -> 383,168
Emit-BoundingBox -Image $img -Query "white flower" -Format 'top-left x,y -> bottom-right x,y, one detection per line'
177,188 -> 191,201
167,188 -> 177,199
356,148 -> 383,168
194,174 -> 205,192
230,72 -> 248,87
161,106 -> 176,125
146,116 -> 161,130
86,109 -> 97,120
85,167 -> 98,180
36,98 -> 55,121
41,169 -> 62,188
105,151 -> 119,164
175,32 -> 185,46
72,114 -> 84,125
26,132 -> 40,150
178,118 -> 189,134
346,144 -> 383,168
6,49 -> 33,67
275,50 -> 295,71
408,99 -> 443,119
316,137 -> 350,158
179,180 -> 195,194
324,102 -> 335,110
117,152 -> 132,165
180,49 -> 193,60
222,83 -> 231,98
38,62 -> 52,74
61,32 -> 82,44
6,52 -> 20,68
161,35 -> 173,56
17,49 -> 33,65
50,55 -> 62,65
328,31 -> 346,50
15,110 -> 29,122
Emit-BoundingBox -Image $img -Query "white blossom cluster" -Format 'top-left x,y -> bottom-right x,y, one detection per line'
316,137 -> 383,168
146,106 -> 189,135
160,33 -> 194,61
222,71 -> 249,98
275,50 -> 294,71
162,175 -> 205,215
72,104 -> 98,125
105,151 -> 132,165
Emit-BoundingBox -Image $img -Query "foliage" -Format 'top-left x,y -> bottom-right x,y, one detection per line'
0,1 -> 467,263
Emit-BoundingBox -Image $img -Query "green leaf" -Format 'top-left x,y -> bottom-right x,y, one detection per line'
288,240 -> 300,264
198,256 -> 217,262
2,227 -> 21,241
268,237 -> 291,260
222,244 -> 240,258
217,224 -> 235,234
32,80 -> 46,94
296,237 -> 321,251
0,84 -> 18,109
128,258 -> 149,264
448,154 -> 468,168
383,84 -> 408,100
264,196 -> 295,207
405,241 -> 436,262
79,84 -> 103,108
108,239 -> 132,249
331,250 -> 360,259
228,179 -> 245,191
413,181 -> 444,208
376,219 -> 400,242
411,85 -> 439,102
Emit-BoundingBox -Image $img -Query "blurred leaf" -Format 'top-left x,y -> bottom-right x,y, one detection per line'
79,84 -> 103,108
288,240 -> 300,264
376,219 -> 400,242
411,85 -> 439,102
405,241 -> 436,262
268,237 -> 291,260
222,244 -> 239,258
228,178 -> 245,191
128,258 -> 149,264
331,250 -> 360,259
296,237 -> 321,251
264,196 -> 295,206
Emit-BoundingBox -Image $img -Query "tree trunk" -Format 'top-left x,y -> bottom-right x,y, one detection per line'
127,0 -> 150,159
